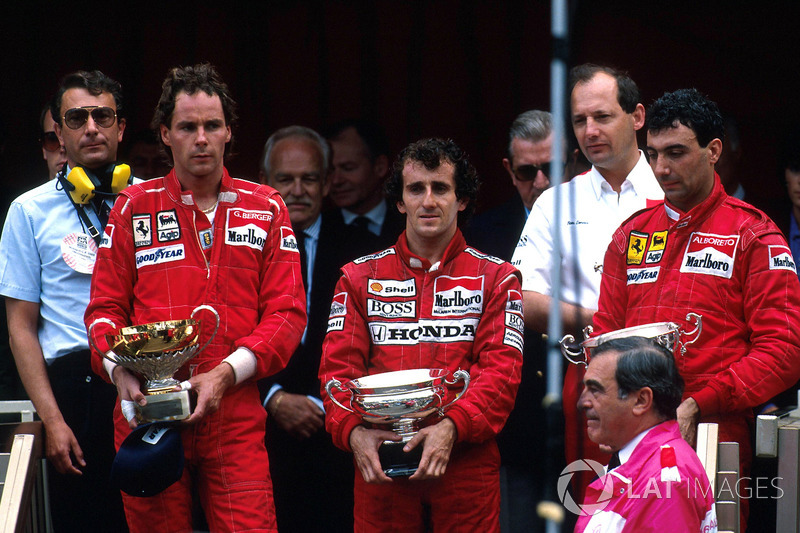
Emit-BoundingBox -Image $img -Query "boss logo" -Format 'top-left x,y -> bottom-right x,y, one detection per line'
367,299 -> 416,319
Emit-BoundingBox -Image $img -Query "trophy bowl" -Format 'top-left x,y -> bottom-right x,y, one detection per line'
89,305 -> 220,421
559,312 -> 702,367
326,368 -> 470,477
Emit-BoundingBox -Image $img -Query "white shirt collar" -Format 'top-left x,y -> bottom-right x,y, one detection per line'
613,425 -> 655,471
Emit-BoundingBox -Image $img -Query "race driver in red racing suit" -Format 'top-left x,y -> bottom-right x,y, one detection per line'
319,138 -> 522,533
85,64 -> 306,532
592,88 -> 800,528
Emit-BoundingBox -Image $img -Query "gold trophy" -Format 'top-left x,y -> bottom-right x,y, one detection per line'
89,305 -> 220,422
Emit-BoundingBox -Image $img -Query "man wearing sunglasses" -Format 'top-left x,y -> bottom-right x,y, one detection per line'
511,64 -> 664,500
40,100 -> 67,180
85,63 -> 306,532
0,70 -> 129,531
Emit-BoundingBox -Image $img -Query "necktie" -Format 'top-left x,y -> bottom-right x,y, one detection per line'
351,216 -> 370,232
296,231 -> 308,291
607,452 -> 621,472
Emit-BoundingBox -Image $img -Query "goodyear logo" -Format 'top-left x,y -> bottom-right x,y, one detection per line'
353,248 -> 396,264
626,266 -> 660,285
135,244 -> 185,268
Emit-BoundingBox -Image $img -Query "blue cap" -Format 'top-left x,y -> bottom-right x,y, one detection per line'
110,423 -> 184,497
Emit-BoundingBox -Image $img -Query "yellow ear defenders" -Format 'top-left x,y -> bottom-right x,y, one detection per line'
62,163 -> 131,204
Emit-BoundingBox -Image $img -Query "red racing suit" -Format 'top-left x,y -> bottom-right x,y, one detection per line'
575,421 -> 717,533
85,168 -> 306,533
584,178 -> 800,522
319,230 -> 523,532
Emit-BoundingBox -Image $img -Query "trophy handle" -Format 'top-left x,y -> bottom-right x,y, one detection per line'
325,379 -> 356,414
559,334 -> 588,367
439,369 -> 470,416
582,324 -> 594,341
88,318 -> 119,363
190,305 -> 220,355
679,312 -> 703,355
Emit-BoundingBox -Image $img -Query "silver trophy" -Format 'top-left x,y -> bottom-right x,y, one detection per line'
89,305 -> 220,422
326,368 -> 470,477
559,312 -> 703,366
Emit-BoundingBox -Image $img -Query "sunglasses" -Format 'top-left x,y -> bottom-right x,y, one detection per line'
41,131 -> 60,152
512,162 -> 551,181
62,106 -> 117,130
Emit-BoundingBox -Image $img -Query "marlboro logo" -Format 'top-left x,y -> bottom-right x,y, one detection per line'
432,276 -> 484,316
680,232 -> 738,279
769,245 -> 797,273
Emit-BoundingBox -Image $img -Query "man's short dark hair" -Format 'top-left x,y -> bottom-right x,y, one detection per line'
151,63 -> 238,163
592,336 -> 684,420
569,63 -> 640,114
385,138 -> 480,227
646,89 -> 724,148
51,70 -> 124,126
323,119 -> 390,162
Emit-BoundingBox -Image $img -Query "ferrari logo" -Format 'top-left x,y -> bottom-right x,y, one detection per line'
627,231 -> 648,265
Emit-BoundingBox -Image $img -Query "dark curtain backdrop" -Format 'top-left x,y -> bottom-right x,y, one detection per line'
1,0 -> 798,218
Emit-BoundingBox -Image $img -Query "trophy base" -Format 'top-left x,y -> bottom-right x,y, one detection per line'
138,390 -> 193,422
379,440 -> 423,477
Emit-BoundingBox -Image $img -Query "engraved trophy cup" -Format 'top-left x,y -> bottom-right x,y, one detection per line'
89,305 -> 220,422
326,368 -> 470,477
559,312 -> 703,366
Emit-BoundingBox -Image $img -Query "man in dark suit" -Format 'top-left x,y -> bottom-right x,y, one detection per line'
259,125 -> 371,533
464,110 -> 554,533
324,119 -> 405,250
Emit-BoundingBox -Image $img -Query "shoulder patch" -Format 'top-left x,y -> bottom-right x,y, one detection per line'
353,248 -> 396,264
465,247 -> 504,264
769,244 -> 797,273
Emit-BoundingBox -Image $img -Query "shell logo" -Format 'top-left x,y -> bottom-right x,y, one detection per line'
370,282 -> 383,293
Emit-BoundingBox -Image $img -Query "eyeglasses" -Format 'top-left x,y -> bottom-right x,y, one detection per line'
41,131 -> 60,152
512,162 -> 551,181
62,106 -> 117,130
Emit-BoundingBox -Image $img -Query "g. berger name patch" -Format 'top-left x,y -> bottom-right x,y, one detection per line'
680,232 -> 738,279
225,208 -> 272,250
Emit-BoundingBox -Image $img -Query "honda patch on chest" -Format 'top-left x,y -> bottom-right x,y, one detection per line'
432,276 -> 484,316
769,244 -> 797,273
225,208 -> 271,250
680,232 -> 738,279
369,318 -> 479,345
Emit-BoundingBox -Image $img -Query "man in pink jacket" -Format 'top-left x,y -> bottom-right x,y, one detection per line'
575,337 -> 717,533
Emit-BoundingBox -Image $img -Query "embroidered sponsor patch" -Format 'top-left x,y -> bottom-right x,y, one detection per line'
133,215 -> 152,247
626,231 -> 648,265
156,210 -> 179,232
367,299 -> 416,319
353,248 -> 396,264
769,245 -> 797,273
225,208 -> 271,250
329,292 -> 347,318
368,318 -> 479,345
464,247 -> 503,264
627,266 -> 660,285
135,244 -> 185,268
327,292 -> 347,332
100,224 -> 113,249
432,276 -> 484,316
645,231 -> 668,264
680,232 -> 738,279
279,226 -> 299,253
505,289 -> 524,335
503,329 -> 524,353
199,228 -> 213,249
367,278 -> 416,297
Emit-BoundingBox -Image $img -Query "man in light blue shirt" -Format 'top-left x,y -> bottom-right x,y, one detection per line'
0,70 -> 132,531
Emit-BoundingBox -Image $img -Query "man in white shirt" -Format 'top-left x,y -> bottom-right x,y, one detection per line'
510,64 -> 663,496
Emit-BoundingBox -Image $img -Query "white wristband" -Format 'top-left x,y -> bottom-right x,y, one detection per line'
223,347 -> 257,385
120,399 -> 136,421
